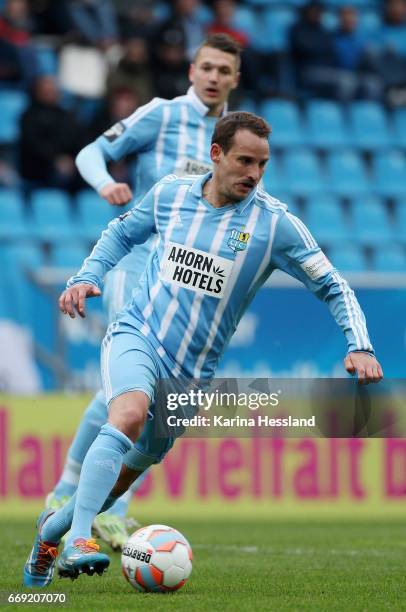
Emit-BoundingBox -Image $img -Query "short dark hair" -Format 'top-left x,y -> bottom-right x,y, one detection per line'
194,33 -> 242,68
211,111 -> 271,153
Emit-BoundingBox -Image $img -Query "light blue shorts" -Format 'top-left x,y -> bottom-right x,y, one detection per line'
101,321 -> 175,471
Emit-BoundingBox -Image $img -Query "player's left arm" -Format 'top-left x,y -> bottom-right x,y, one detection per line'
270,212 -> 383,383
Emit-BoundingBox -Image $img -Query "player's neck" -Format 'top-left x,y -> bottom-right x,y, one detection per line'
202,177 -> 237,208
206,102 -> 226,118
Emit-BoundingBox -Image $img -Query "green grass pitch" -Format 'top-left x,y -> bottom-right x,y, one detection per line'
2,517 -> 406,611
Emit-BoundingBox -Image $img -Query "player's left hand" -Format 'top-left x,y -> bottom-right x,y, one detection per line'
344,352 -> 383,384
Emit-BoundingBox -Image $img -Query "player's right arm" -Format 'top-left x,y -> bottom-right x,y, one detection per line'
59,180 -> 161,318
75,98 -> 165,205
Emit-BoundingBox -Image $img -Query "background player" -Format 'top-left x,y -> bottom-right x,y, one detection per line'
45,33 -> 241,550
24,111 -> 382,586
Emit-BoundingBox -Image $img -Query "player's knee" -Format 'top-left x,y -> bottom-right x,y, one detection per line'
108,391 -> 149,441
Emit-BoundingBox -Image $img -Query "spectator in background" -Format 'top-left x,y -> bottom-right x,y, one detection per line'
289,1 -> 336,98
206,0 -> 268,100
380,0 -> 406,57
334,6 -> 383,100
289,0 -> 379,101
155,0 -> 205,60
150,35 -> 190,99
28,0 -> 71,36
116,0 -> 157,41
19,76 -> 82,192
0,0 -> 38,86
106,38 -> 154,106
207,0 -> 248,48
67,0 -> 119,49
368,0 -> 406,102
85,87 -> 140,188
379,0 -> 406,98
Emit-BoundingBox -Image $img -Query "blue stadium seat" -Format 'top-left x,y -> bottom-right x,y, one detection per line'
271,191 -> 299,216
31,189 -> 75,241
358,10 -> 381,36
327,150 -> 369,196
349,102 -> 391,150
76,190 -> 117,240
50,243 -> 89,268
0,90 -> 29,144
262,157 -> 282,195
394,198 -> 406,244
0,243 -> 45,326
372,151 -> 406,197
305,100 -> 348,149
260,100 -> 304,147
236,97 -> 258,115
349,197 -> 394,246
393,108 -> 406,148
371,245 -> 406,272
321,10 -> 338,31
282,150 -> 324,195
259,7 -> 296,52
305,195 -> 350,245
328,245 -> 368,272
37,46 -> 58,75
0,189 -> 28,240
233,6 -> 257,40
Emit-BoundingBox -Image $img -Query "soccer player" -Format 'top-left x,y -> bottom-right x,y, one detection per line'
23,111 -> 383,586
45,33 -> 241,550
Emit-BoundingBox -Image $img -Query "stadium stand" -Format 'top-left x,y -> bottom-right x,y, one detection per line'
372,150 -> 406,197
283,150 -> 325,195
0,90 -> 28,144
0,188 -> 27,240
305,196 -> 350,245
350,195 -> 395,246
372,245 -> 406,272
305,100 -> 348,149
260,100 -> 304,147
349,101 -> 392,150
327,150 -> 369,196
76,190 -> 117,241
328,244 -> 368,272
31,189 -> 75,241
50,243 -> 91,269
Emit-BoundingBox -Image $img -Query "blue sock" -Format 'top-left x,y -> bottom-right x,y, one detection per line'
41,492 -> 120,544
106,470 -> 148,518
52,391 -> 107,500
67,424 -> 132,546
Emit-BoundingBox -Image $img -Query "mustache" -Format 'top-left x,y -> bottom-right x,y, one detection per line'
240,180 -> 255,187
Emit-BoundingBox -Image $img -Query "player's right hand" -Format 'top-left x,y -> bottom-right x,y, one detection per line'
59,283 -> 101,319
99,182 -> 133,206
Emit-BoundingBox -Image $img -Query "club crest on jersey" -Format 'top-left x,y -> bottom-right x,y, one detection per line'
227,229 -> 250,252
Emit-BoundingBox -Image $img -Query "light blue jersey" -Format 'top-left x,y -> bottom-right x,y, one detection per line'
69,173 -> 374,383
76,87 -> 219,277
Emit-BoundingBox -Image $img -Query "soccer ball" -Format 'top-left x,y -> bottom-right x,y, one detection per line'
121,524 -> 192,593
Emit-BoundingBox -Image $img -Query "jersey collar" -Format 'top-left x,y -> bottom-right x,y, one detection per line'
191,172 -> 258,212
187,86 -> 228,118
